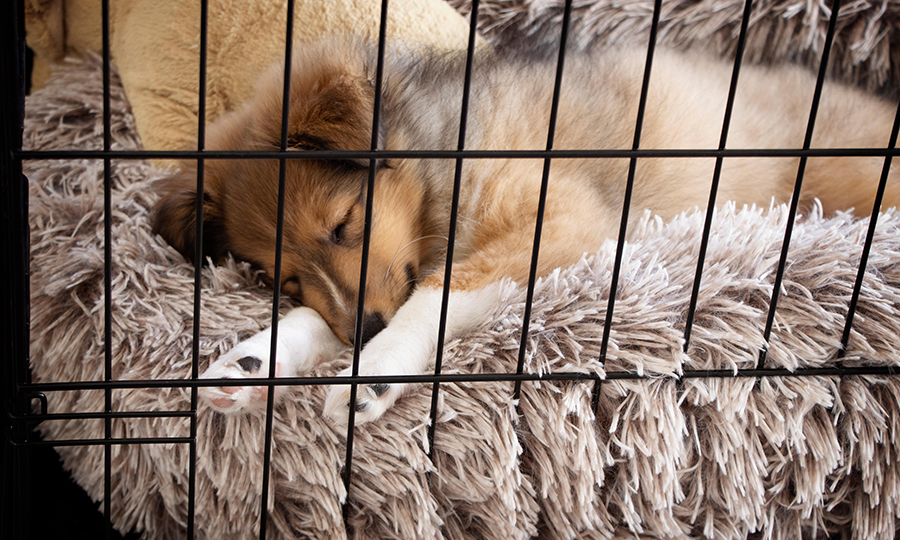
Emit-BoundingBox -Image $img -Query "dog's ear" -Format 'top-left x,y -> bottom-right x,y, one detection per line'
287,72 -> 387,170
152,162 -> 229,265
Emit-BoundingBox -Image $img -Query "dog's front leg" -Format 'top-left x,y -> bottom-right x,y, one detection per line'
200,306 -> 346,412
323,282 -> 504,425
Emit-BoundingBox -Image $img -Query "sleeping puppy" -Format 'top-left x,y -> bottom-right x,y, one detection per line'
153,40 -> 899,424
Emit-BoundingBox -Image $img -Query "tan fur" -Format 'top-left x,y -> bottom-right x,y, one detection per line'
153,41 -> 899,344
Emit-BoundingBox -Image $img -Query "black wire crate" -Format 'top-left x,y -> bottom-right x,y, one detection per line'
4,0 -> 900,539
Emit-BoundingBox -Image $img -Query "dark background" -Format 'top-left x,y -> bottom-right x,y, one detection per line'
25,431 -> 140,540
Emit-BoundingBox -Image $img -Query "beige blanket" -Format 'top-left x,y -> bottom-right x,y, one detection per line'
25,0 -> 479,161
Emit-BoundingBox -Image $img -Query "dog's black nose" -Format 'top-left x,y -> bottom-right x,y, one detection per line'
360,312 -> 386,346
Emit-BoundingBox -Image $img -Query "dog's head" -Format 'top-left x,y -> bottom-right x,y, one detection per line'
152,42 -> 432,345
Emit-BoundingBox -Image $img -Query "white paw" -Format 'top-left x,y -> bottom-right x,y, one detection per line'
201,307 -> 345,414
322,285 -> 502,426
323,364 -> 408,425
322,310 -> 432,425
200,339 -> 282,413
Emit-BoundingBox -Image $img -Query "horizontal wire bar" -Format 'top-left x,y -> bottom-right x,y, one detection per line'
16,364 -> 898,393
10,366 -> 896,446
8,410 -> 193,421
8,436 -> 195,448
15,147 -> 900,161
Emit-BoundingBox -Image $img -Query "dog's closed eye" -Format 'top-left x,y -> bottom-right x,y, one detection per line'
329,207 -> 354,245
330,222 -> 346,245
287,133 -> 328,151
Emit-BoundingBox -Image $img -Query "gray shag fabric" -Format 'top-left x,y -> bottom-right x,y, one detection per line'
447,0 -> 900,95
27,54 -> 900,540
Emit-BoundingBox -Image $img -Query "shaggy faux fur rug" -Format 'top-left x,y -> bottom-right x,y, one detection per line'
27,53 -> 900,539
447,0 -> 900,95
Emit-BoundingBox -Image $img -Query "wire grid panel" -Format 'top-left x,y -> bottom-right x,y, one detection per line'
4,0 -> 900,538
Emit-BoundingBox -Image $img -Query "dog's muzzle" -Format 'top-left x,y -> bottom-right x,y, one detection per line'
355,312 -> 386,346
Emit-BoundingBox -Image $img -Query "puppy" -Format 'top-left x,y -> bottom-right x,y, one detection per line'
153,40 -> 898,424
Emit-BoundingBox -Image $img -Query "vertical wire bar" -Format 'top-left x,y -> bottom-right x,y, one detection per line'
3,0 -> 28,389
681,0 -> 755,352
511,0 -> 574,403
258,1 -> 295,538
591,0 -> 663,412
756,0 -> 842,369
425,0 -> 481,457
836,99 -> 900,359
1,1 -> 30,538
343,1 -> 389,520
187,0 -> 209,537
101,1 -> 113,538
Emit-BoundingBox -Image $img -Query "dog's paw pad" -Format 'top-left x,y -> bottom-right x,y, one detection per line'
324,382 -> 404,426
237,356 -> 263,372
368,383 -> 390,398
